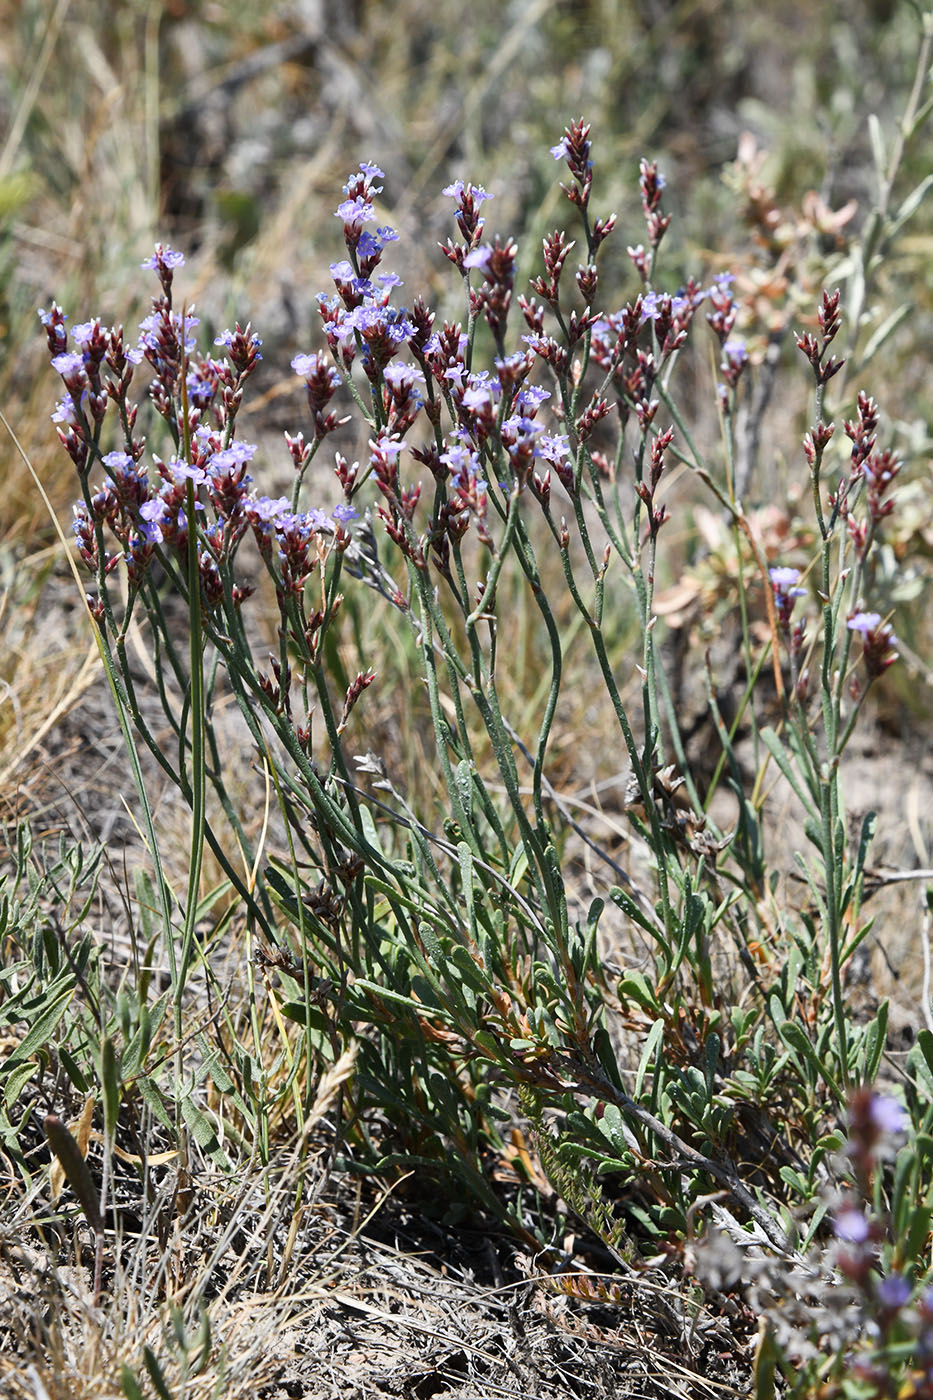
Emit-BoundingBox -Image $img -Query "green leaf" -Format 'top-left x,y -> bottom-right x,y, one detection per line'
906,1203 -> 932,1263
447,944 -> 489,996
180,1095 -> 230,1170
753,1322 -> 778,1400
860,306 -> 910,368
7,986 -> 74,1061
867,113 -> 886,188
143,1347 -> 173,1400
858,1001 -> 888,1083
778,1019 -> 842,1099
618,971 -> 661,1014
43,1113 -> 103,1234
58,1047 -> 90,1094
779,1165 -> 809,1197
703,1033 -> 720,1094
3,1059 -> 38,1106
594,1102 -> 629,1155
508,844 -> 528,889
454,760 -> 474,828
192,1303 -> 212,1373
458,840 -> 477,933
101,1037 -> 121,1148
352,979 -> 423,1013
759,728 -> 818,817
123,991 -> 169,1077
634,1019 -> 665,1100
134,867 -> 157,948
609,886 -> 663,941
801,1199 -> 829,1252
470,1030 -> 501,1059
914,1133 -> 933,1160
169,1300 -> 188,1350
889,173 -> 933,240
908,1029 -> 933,1102
120,1365 -> 146,1400
136,1075 -> 174,1131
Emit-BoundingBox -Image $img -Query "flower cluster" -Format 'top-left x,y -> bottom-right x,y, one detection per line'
796,287 -> 845,387
43,246 -> 353,632
46,138 -> 906,736
769,566 -> 807,630
847,611 -> 899,683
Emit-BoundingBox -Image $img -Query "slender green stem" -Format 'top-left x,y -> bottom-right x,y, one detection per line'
176,349 -> 206,1044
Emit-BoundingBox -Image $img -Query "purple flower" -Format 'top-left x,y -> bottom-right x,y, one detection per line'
442,180 -> 493,201
292,352 -> 328,379
249,495 -> 292,524
769,566 -> 805,593
52,393 -> 81,424
186,368 -> 217,404
502,414 -> 543,438
769,566 -> 807,629
51,352 -> 86,378
877,1274 -> 911,1310
141,244 -> 185,271
516,385 -> 550,410
39,305 -> 69,356
138,498 -> 168,543
213,326 -> 262,357
538,434 -> 571,465
369,434 -> 404,463
834,1207 -> 870,1243
463,246 -> 492,272
166,457 -> 206,485
71,321 -> 100,347
175,503 -> 203,530
356,234 -> 383,263
343,164 -> 384,193
211,440 -> 257,468
332,502 -> 357,523
845,613 -> 900,682
550,139 -> 570,161
345,304 -> 414,358
868,1094 -> 907,1135
444,363 -> 467,390
139,309 -> 199,355
335,197 -> 375,226
102,451 -> 136,473
440,444 -> 477,475
461,384 -> 494,413
383,361 -> 424,392
278,508 -> 327,538
847,610 -> 882,638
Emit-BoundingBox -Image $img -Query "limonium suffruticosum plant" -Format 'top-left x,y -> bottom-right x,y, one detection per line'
42,113 -> 923,1287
